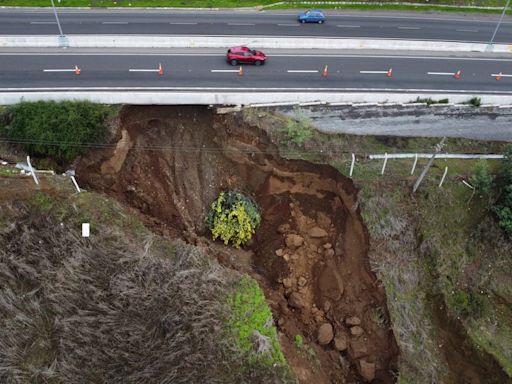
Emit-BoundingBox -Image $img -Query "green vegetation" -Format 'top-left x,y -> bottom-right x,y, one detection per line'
414,97 -> 450,106
471,160 -> 494,197
206,191 -> 261,248
464,97 -> 482,108
280,107 -> 314,147
294,334 -> 304,349
493,146 -> 512,236
1,101 -> 112,163
227,275 -> 288,369
1,0 -> 509,14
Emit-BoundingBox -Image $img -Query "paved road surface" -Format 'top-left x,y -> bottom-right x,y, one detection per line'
0,9 -> 511,43
1,49 -> 512,93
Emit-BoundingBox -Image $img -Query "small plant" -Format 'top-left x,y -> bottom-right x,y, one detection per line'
464,97 -> 482,107
206,191 -> 261,248
294,334 -> 304,349
280,108 -> 314,146
414,97 -> 449,106
494,185 -> 512,236
470,160 -> 494,197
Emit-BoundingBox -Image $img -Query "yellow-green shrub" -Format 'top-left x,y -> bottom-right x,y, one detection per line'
206,191 -> 261,248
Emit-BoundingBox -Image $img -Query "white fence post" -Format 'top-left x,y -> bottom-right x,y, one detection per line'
439,166 -> 448,188
71,176 -> 81,193
26,156 -> 39,186
411,153 -> 418,175
349,153 -> 355,177
381,152 -> 388,175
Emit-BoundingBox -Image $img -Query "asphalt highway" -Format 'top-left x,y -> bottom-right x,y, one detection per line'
1,50 -> 512,94
0,9 -> 511,43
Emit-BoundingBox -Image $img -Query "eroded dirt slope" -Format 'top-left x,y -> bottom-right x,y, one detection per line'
77,106 -> 399,383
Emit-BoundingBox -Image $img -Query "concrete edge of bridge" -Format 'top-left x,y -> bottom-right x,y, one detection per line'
0,35 -> 510,54
1,91 -> 511,106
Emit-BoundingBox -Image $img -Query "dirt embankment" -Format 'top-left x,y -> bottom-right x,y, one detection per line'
77,106 -> 399,383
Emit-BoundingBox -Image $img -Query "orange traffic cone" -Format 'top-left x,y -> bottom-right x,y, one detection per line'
496,72 -> 503,81
158,63 -> 164,76
238,66 -> 244,76
454,70 -> 461,79
322,65 -> 328,77
386,68 -> 393,78
74,65 -> 81,75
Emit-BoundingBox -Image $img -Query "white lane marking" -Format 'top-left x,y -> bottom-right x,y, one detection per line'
211,69 -> 240,72
287,70 -> 319,73
398,26 -> 421,30
457,29 -> 479,32
228,23 -> 255,26
30,21 -> 57,24
169,22 -> 198,25
129,69 -> 159,72
43,68 -> 77,72
2,86 -> 512,95
428,72 -> 456,76
492,73 -> 512,77
277,23 -> 299,27
360,70 -> 388,74
102,21 -> 129,24
336,24 -> 360,28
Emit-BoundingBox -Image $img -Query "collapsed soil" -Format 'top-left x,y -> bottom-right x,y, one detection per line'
77,105 -> 399,383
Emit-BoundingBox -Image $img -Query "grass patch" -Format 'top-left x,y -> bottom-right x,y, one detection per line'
227,275 -> 287,368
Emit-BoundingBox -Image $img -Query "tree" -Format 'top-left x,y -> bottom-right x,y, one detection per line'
470,160 -> 494,197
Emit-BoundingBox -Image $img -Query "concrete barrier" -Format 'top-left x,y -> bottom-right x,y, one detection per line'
1,91 -> 512,105
0,34 -> 511,53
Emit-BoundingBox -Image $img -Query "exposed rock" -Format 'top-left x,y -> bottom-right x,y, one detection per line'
277,318 -> 285,326
288,292 -> 305,309
309,226 -> 328,238
298,276 -> 307,287
275,248 -> 284,257
282,278 -> 293,288
317,323 -> 334,345
323,300 -> 332,312
346,316 -> 361,326
349,339 -> 368,359
358,359 -> 376,382
324,248 -> 335,258
283,254 -> 290,262
318,265 -> 344,301
334,334 -> 348,351
285,234 -> 304,249
350,326 -> 364,337
251,330 -> 272,354
277,223 -> 291,234
316,211 -> 332,228
323,243 -> 332,249
290,253 -> 299,261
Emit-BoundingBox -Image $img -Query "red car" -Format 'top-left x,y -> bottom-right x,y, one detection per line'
226,46 -> 266,66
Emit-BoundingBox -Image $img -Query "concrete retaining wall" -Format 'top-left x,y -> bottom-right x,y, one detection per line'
1,91 -> 512,105
1,34 -> 511,53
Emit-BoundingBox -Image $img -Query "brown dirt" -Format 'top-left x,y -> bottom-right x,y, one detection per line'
76,105 -> 399,383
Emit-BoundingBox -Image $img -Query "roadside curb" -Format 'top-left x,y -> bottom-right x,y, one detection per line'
1,35 -> 511,53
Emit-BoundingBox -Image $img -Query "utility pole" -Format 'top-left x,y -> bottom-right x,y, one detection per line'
490,0 -> 511,44
413,137 -> 446,193
50,0 -> 69,47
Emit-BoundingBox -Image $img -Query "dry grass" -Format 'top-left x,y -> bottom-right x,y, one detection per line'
0,196 -> 293,384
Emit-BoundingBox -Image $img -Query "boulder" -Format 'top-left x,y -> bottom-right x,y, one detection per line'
309,227 -> 328,238
298,276 -> 307,287
277,223 -> 291,234
317,323 -> 334,345
324,248 -> 335,258
358,359 -> 376,382
282,278 -> 293,288
334,334 -> 348,351
285,234 -> 304,249
250,330 -> 272,354
350,326 -> 364,337
349,339 -> 368,359
346,316 -> 361,326
323,243 -> 332,249
288,292 -> 305,309
275,248 -> 284,257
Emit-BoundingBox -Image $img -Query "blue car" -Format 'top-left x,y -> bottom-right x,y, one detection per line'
298,9 -> 326,24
